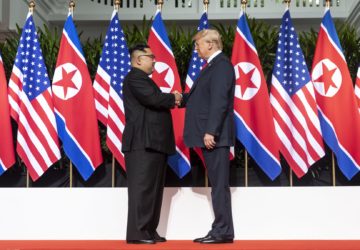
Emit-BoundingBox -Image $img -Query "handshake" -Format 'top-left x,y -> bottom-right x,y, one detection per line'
172,90 -> 182,107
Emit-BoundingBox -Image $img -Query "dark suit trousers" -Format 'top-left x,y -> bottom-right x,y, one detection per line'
125,149 -> 167,241
202,147 -> 234,239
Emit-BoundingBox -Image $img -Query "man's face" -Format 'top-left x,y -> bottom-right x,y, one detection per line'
194,37 -> 212,60
137,48 -> 156,74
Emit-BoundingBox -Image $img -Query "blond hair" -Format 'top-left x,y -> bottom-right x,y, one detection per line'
192,29 -> 223,50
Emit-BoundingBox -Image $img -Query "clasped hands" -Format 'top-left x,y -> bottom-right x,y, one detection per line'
172,90 -> 182,107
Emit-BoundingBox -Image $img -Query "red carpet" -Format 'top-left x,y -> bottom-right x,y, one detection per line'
0,241 -> 360,250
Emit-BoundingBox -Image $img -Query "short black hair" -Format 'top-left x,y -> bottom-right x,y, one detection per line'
129,44 -> 150,59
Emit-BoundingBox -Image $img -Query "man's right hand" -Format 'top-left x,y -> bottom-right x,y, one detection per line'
173,90 -> 182,106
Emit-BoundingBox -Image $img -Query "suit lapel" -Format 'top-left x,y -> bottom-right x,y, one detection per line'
188,53 -> 223,96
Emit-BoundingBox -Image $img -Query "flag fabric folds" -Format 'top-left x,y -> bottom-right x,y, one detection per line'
8,13 -> 61,181
232,10 -> 281,180
311,8 -> 360,179
270,9 -> 325,178
148,10 -> 190,178
0,54 -> 15,175
52,13 -> 103,181
93,10 -> 130,169
355,65 -> 360,112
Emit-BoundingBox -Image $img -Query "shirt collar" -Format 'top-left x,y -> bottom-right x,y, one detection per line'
207,50 -> 222,64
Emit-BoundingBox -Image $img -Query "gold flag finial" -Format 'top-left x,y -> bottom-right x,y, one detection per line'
157,0 -> 164,11
69,0 -> 75,14
29,0 -> 35,13
283,0 -> 291,8
241,0 -> 247,11
114,0 -> 121,11
203,0 -> 209,12
325,0 -> 331,8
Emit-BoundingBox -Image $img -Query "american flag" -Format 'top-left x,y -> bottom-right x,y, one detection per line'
270,9 -> 325,178
0,53 -> 15,175
185,12 -> 208,91
311,8 -> 360,179
8,13 -> 61,181
93,10 -> 130,169
355,65 -> 360,112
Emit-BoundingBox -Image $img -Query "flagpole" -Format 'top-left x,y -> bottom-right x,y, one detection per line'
67,0 -> 76,188
332,152 -> 336,186
114,0 -> 121,11
28,0 -> 35,13
244,150 -> 248,187
324,0 -> 334,187
26,0 -> 35,188
157,0 -> 163,11
202,0 -> 209,188
111,0 -> 121,188
284,0 -> 291,8
26,168 -> 30,188
70,161 -> 73,188
204,0 -> 209,12
69,0 -> 75,16
240,0 -> 249,188
325,0 -> 330,9
283,0 -> 293,187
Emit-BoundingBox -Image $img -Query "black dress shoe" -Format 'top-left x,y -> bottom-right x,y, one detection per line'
193,234 -> 212,243
153,232 -> 167,242
200,235 -> 233,244
126,239 -> 156,244
154,236 -> 166,242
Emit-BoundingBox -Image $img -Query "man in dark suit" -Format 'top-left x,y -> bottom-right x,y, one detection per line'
181,29 -> 235,244
122,44 -> 182,244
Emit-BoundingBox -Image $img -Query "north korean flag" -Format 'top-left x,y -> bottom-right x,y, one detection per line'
231,10 -> 281,180
311,8 -> 360,179
148,10 -> 190,178
52,13 -> 103,180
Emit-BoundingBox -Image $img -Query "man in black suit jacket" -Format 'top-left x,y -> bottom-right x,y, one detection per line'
122,44 -> 182,244
182,29 -> 235,244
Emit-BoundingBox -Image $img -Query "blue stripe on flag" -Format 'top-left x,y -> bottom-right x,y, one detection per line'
152,11 -> 172,51
168,152 -> 191,179
64,15 -> 85,56
55,113 -> 95,181
235,115 -> 281,180
238,13 -> 256,48
322,10 -> 343,52
319,112 -> 360,180
0,164 -> 5,176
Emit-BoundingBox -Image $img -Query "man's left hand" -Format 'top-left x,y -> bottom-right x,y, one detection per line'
204,133 -> 216,150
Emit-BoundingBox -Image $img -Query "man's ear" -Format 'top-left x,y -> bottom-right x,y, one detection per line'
135,56 -> 141,66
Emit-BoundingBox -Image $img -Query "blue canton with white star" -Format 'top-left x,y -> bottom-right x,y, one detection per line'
187,12 -> 209,82
14,14 -> 50,101
98,13 -> 131,98
274,10 -> 310,96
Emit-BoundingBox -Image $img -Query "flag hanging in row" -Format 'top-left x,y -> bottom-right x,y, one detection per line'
311,8 -> 360,180
148,10 -> 191,178
93,10 -> 131,169
0,53 -> 15,175
52,12 -> 103,181
270,8 -> 325,178
232,10 -> 281,180
8,12 -> 61,181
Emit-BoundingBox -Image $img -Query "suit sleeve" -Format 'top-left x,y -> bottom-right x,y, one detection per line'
128,76 -> 175,109
206,60 -> 234,137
